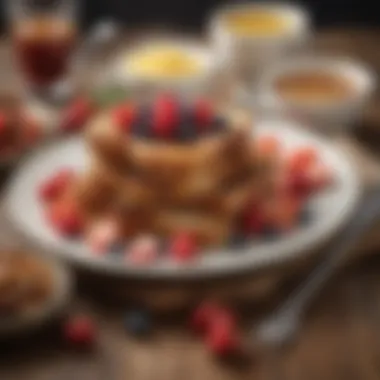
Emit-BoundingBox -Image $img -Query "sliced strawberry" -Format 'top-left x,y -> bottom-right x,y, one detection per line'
39,169 -> 75,202
113,103 -> 137,133
152,94 -> 179,138
194,99 -> 213,130
48,200 -> 84,237
287,147 -> 318,174
169,232 -> 198,262
61,98 -> 94,132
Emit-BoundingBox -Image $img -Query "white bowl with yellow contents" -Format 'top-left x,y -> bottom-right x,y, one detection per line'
110,38 -> 216,99
209,2 -> 310,81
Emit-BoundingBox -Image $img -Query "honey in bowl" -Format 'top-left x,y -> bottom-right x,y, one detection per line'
274,71 -> 356,105
126,45 -> 203,80
222,10 -> 292,37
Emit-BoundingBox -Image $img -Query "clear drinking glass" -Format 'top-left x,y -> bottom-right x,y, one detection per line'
7,0 -> 78,101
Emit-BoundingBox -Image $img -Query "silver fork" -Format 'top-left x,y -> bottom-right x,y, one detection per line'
253,188 -> 380,349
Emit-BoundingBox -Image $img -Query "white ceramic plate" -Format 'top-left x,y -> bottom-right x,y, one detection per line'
0,255 -> 71,336
6,119 -> 360,280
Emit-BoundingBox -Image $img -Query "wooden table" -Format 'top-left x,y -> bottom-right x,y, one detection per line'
2,29 -> 380,380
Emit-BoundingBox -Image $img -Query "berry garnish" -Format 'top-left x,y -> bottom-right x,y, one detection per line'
194,99 -> 213,131
64,315 -> 97,347
47,200 -> 84,237
242,206 -> 267,236
287,147 -> 318,174
113,103 -> 137,133
152,94 -> 179,138
169,232 -> 198,262
61,97 -> 94,132
39,169 -> 75,202
128,235 -> 159,265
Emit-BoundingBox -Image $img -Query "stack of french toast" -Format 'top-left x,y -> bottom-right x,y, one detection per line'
74,94 -> 271,246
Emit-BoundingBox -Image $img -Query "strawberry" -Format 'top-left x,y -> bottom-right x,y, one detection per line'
113,103 -> 137,133
61,97 -> 94,132
169,232 -> 198,262
190,301 -> 221,334
64,315 -> 97,347
194,99 -> 213,130
287,147 -> 318,174
48,200 -> 84,237
206,309 -> 239,356
39,169 -> 75,202
152,94 -> 179,138
127,235 -> 159,265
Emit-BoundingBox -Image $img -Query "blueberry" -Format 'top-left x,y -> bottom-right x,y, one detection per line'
124,310 -> 152,337
132,106 -> 151,139
229,233 -> 248,249
260,227 -> 282,241
177,122 -> 197,142
298,206 -> 313,226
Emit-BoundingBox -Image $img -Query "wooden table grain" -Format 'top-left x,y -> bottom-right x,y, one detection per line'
2,29 -> 380,380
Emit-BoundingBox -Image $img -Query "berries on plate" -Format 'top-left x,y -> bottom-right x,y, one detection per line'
152,94 -> 179,138
128,235 -> 159,265
61,97 -> 94,132
86,218 -> 120,255
287,146 -> 318,174
169,232 -> 198,262
39,169 -> 75,202
113,103 -> 137,133
47,199 -> 84,237
64,315 -> 97,347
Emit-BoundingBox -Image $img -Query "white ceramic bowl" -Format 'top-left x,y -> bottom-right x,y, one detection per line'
6,119 -> 360,280
257,56 -> 376,133
109,37 -> 217,100
209,2 -> 310,81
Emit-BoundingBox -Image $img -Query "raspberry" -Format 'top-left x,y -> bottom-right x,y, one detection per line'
190,301 -> 221,334
169,232 -> 198,262
194,99 -> 213,130
242,206 -> 266,235
128,235 -> 159,265
152,94 -> 179,138
64,315 -> 97,347
61,98 -> 94,132
39,169 -> 74,202
113,103 -> 137,133
206,310 -> 239,356
287,147 -> 318,174
48,200 -> 84,237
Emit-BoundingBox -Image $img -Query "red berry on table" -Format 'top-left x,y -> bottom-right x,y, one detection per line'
113,103 -> 137,133
169,232 -> 198,262
190,301 -> 221,334
194,99 -> 213,130
61,97 -> 94,132
206,310 -> 239,356
127,235 -> 159,265
64,315 -> 97,347
48,200 -> 84,237
152,94 -> 179,138
242,206 -> 266,235
39,169 -> 75,202
287,146 -> 318,174
285,171 -> 314,198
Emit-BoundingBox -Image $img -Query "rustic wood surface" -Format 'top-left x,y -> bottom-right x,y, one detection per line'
1,29 -> 380,379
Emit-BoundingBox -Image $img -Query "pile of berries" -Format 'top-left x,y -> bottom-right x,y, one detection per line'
112,94 -> 225,142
